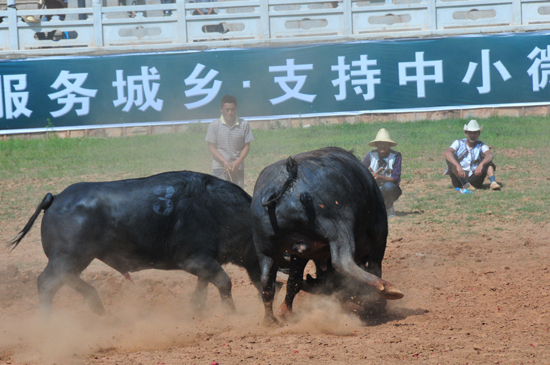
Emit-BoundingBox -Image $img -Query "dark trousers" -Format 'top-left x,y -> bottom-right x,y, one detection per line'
380,181 -> 401,209
446,160 -> 496,189
161,0 -> 174,15
78,0 -> 86,20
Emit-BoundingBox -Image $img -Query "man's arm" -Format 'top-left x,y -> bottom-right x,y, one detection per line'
373,173 -> 394,184
371,153 -> 401,185
206,0 -> 214,14
363,151 -> 396,184
193,1 -> 214,15
229,143 -> 250,171
445,147 -> 466,178
195,8 -> 213,14
474,149 -> 493,176
208,142 -> 230,170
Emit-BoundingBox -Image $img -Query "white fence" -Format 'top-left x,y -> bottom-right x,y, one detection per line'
1,0 -> 550,55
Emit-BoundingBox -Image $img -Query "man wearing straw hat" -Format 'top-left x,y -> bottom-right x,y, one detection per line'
362,128 -> 402,218
444,119 -> 500,191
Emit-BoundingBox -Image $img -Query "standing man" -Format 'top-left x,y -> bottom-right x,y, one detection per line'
444,119 -> 501,191
189,0 -> 225,33
161,0 -> 175,16
205,95 -> 254,189
362,128 -> 402,218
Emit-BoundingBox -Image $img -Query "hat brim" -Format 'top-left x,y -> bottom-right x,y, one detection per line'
463,126 -> 483,132
368,140 -> 398,147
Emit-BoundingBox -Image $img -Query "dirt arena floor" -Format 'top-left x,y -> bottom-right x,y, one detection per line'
1,185 -> 549,365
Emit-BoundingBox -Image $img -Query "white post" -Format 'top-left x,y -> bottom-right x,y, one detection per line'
177,0 -> 187,43
260,0 -> 269,39
511,0 -> 521,26
427,0 -> 436,31
93,0 -> 103,47
7,0 -> 19,50
343,0 -> 352,35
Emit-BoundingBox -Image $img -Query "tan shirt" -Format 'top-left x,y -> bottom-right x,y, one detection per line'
205,116 -> 254,170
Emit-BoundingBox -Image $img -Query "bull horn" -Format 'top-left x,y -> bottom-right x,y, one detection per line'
381,284 -> 404,300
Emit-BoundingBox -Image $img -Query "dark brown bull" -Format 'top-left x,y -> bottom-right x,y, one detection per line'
251,147 -> 403,324
8,171 -> 262,316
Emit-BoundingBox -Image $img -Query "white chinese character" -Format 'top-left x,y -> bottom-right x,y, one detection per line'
331,55 -> 381,101
527,46 -> 550,92
184,64 -> 222,110
48,71 -> 97,118
398,52 -> 443,98
269,59 -> 316,105
0,75 -> 32,119
462,49 -> 511,94
112,67 -> 163,112
331,56 -> 350,101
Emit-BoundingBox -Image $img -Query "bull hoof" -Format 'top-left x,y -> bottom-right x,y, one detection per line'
276,302 -> 292,320
88,300 -> 107,316
262,314 -> 280,327
276,271 -> 289,284
382,285 -> 404,300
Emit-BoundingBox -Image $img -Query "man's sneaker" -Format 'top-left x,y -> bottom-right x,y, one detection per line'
387,206 -> 396,218
462,182 -> 475,190
490,181 -> 501,190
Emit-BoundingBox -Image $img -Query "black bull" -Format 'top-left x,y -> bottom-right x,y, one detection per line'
8,171 -> 262,315
251,147 -> 404,324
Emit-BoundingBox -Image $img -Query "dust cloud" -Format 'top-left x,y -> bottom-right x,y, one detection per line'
276,295 -> 364,336
0,270 -> 255,364
0,262 -> 379,364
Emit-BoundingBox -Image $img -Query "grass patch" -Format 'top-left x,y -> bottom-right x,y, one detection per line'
1,115 -> 549,228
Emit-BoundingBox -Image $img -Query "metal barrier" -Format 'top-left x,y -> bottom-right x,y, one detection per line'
1,0 -> 550,55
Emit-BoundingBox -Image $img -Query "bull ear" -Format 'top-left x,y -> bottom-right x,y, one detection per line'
261,159 -> 298,207
285,156 -> 298,176
261,189 -> 278,207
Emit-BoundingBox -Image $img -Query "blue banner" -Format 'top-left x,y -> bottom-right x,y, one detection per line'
1,32 -> 550,132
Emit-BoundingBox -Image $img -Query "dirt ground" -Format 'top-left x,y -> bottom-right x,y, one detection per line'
1,186 -> 549,365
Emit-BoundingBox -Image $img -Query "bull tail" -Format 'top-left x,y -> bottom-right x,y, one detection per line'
261,156 -> 298,207
8,193 -> 54,252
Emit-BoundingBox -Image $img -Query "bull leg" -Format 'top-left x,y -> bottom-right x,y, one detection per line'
364,246 -> 391,315
179,258 -> 236,313
65,274 -> 106,315
330,242 -> 403,300
361,247 -> 383,279
277,256 -> 308,320
258,254 -> 279,326
352,256 -> 388,317
190,277 -> 209,314
37,264 -> 65,317
38,250 -> 98,316
204,270 -> 236,312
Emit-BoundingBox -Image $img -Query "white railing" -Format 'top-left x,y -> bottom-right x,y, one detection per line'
1,0 -> 550,55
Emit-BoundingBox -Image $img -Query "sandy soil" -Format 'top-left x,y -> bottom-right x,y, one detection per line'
1,188 -> 549,365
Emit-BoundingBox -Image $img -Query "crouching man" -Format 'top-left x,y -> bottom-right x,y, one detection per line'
444,119 -> 501,191
362,128 -> 402,218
